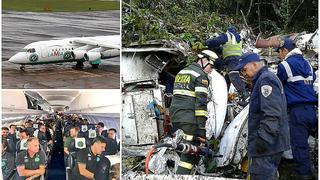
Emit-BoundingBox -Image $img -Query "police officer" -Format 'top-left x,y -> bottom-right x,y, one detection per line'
16,137 -> 46,180
206,26 -> 247,99
72,136 -> 110,180
170,49 -> 217,174
2,139 -> 15,180
276,38 -> 317,179
234,52 -> 290,179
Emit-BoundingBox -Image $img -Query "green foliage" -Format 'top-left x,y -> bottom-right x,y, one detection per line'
123,0 -> 317,46
122,0 -> 239,47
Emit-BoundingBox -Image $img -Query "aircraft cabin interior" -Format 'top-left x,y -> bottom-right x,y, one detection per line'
2,90 -> 120,180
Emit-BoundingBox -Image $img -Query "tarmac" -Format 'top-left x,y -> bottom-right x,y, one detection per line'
2,59 -> 119,89
2,10 -> 120,89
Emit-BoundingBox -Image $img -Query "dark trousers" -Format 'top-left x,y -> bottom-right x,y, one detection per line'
225,56 -> 246,95
172,122 -> 200,174
249,152 -> 282,180
289,104 -> 317,175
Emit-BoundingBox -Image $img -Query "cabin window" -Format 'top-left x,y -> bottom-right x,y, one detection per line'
26,48 -> 35,53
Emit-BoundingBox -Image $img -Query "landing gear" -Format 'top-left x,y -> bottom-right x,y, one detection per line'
75,61 -> 84,69
91,64 -> 99,69
20,65 -> 25,71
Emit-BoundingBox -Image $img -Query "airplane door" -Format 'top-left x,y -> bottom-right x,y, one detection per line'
41,47 -> 47,58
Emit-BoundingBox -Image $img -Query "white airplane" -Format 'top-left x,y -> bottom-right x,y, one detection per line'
8,35 -> 120,71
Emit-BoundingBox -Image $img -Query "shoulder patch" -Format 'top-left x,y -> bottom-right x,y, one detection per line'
261,85 -> 272,98
201,79 -> 208,85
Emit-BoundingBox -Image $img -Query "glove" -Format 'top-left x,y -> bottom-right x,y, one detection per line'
255,137 -> 268,154
194,128 -> 206,139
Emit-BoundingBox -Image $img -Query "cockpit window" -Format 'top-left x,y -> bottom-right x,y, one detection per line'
26,48 -> 36,53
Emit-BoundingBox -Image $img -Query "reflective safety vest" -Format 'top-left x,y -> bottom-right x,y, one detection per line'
277,52 -> 317,106
170,62 -> 209,126
222,32 -> 242,59
280,61 -> 314,84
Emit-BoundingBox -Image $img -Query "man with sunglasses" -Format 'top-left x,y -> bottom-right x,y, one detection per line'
234,52 -> 290,180
170,49 -> 218,174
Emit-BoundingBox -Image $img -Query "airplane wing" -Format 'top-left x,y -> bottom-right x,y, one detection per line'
73,38 -> 120,50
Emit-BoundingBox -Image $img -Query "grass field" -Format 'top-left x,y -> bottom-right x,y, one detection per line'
3,0 -> 119,12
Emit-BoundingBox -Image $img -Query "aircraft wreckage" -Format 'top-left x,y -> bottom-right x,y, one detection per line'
121,29 -> 318,179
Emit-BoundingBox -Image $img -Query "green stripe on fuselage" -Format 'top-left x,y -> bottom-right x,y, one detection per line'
20,59 -> 79,65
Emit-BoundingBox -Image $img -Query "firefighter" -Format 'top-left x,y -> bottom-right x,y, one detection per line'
234,52 -> 290,180
170,49 -> 218,174
276,38 -> 317,179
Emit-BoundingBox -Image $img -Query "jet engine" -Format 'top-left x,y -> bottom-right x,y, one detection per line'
84,51 -> 101,62
71,50 -> 87,60
101,49 -> 120,59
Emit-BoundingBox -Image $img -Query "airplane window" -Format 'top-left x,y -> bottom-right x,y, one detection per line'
26,48 -> 36,53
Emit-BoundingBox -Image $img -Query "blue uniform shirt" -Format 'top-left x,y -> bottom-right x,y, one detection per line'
248,67 -> 290,157
205,29 -> 241,48
277,48 -> 317,107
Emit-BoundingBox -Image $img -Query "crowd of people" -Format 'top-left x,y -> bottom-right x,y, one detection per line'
170,26 -> 317,179
1,113 -> 120,180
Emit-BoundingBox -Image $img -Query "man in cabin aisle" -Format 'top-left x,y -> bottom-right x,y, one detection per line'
234,52 -> 290,180
170,49 -> 218,174
206,26 -> 247,100
64,126 -> 79,156
16,137 -> 46,180
276,38 -> 317,179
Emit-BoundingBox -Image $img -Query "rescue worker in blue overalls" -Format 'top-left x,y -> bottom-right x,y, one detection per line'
276,38 -> 317,179
206,26 -> 248,99
234,52 -> 290,180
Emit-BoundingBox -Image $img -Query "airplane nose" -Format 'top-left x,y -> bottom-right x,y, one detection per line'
8,52 -> 27,64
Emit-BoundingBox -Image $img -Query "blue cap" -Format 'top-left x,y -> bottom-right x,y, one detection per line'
234,52 -> 261,71
275,38 -> 295,52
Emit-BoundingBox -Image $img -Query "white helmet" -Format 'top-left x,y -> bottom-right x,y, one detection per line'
197,50 -> 218,65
